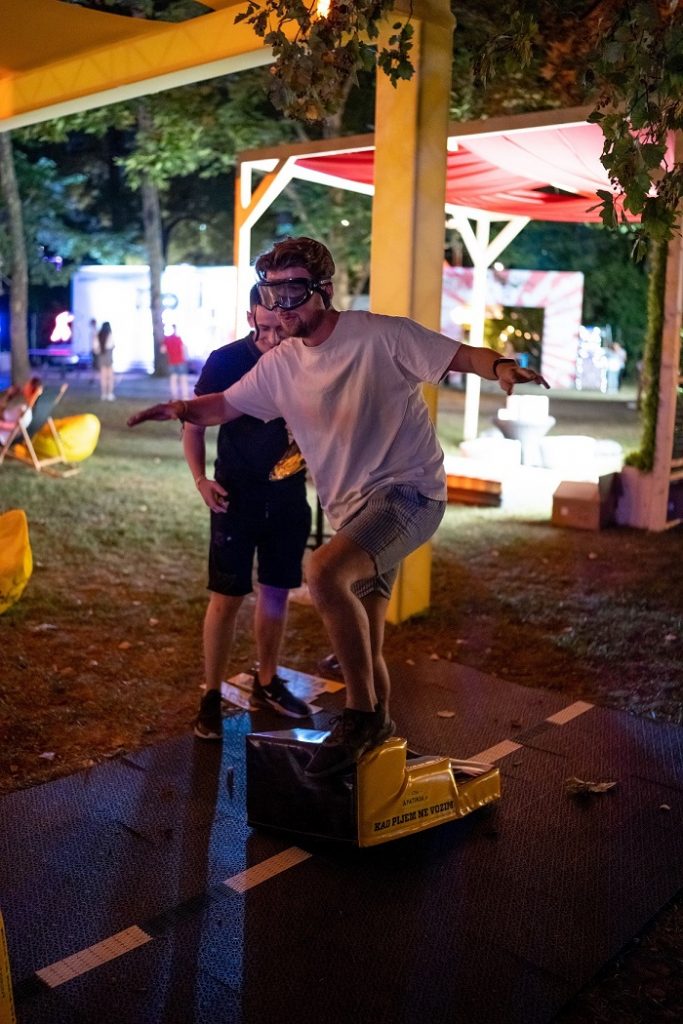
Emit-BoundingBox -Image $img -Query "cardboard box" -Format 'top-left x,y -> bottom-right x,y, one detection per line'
551,474 -> 617,530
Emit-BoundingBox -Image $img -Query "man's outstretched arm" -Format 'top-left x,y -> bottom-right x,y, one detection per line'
127,392 -> 242,428
448,342 -> 549,395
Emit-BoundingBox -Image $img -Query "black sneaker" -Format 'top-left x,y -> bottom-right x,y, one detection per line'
250,673 -> 311,719
194,689 -> 223,740
318,652 -> 343,678
305,705 -> 396,778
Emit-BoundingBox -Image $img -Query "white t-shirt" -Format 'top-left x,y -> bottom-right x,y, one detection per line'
224,310 -> 459,529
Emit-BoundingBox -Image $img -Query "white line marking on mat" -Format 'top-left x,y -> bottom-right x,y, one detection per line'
546,701 -> 594,726
36,926 -> 152,988
470,740 -> 522,763
224,847 -> 312,893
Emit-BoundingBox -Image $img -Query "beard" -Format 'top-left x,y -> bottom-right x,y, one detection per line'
278,306 -> 326,338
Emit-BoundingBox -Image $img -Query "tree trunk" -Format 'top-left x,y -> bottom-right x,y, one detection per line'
140,176 -> 167,376
137,101 -> 167,376
0,131 -> 30,384
322,80 -> 357,310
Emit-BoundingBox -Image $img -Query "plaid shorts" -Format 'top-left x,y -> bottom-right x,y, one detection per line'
339,483 -> 446,600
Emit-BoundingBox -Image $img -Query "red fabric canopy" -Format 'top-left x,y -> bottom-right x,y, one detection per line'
295,123 -> 642,223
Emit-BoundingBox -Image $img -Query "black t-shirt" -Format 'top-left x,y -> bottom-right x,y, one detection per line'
195,333 -> 305,499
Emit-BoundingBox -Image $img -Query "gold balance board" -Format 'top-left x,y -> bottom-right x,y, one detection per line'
246,730 -> 501,847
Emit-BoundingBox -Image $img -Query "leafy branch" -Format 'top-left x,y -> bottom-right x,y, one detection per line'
237,1 -> 683,256
235,1 -> 414,122
585,1 -> 683,259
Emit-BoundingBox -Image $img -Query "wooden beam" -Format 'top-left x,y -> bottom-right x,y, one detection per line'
370,0 -> 455,623
648,130 -> 683,529
0,1 -> 272,129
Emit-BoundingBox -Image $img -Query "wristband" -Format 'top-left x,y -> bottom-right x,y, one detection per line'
194,474 -> 206,488
492,357 -> 517,379
175,400 -> 189,421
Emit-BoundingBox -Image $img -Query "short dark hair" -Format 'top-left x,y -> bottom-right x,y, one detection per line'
255,236 -> 335,282
248,283 -> 261,310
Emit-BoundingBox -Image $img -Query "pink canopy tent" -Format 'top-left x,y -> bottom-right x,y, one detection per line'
294,123 -> 641,224
235,110 -> 668,438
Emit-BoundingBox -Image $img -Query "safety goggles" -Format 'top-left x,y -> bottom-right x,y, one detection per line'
256,277 -> 329,311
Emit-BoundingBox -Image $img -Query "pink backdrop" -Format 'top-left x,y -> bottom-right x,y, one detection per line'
440,266 -> 584,389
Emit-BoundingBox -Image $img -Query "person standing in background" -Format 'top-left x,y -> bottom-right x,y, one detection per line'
605,341 -> 626,394
182,288 -> 312,739
95,321 -> 115,401
89,318 -> 100,388
161,325 -> 190,401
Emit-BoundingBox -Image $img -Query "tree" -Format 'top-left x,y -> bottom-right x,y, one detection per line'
136,99 -> 167,374
21,70 -> 301,372
237,0 -> 683,257
53,0 -> 293,372
0,134 -> 29,382
531,1 -> 683,260
0,137 -> 118,381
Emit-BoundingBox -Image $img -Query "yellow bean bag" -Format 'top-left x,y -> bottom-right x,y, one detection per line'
0,509 -> 32,614
32,414 -> 101,462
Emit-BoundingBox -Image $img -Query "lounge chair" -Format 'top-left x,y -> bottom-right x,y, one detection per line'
0,383 -> 78,476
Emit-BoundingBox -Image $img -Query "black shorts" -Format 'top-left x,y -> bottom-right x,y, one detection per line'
208,490 -> 311,597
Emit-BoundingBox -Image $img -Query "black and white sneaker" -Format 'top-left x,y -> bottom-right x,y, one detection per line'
305,704 -> 396,778
194,689 -> 223,740
250,673 -> 312,719
318,652 -> 343,678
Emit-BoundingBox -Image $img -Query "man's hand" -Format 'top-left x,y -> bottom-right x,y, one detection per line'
197,477 -> 229,513
127,401 -> 183,427
497,364 -> 549,396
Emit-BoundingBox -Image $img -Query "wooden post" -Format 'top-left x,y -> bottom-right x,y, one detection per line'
648,130 -> 683,529
370,0 -> 455,622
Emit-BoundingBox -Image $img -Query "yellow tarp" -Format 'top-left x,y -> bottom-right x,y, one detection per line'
0,509 -> 32,614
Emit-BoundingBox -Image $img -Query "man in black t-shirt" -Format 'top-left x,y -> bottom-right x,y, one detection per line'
183,286 -> 312,739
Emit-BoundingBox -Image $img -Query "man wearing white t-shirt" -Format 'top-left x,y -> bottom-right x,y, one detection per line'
129,237 -> 548,777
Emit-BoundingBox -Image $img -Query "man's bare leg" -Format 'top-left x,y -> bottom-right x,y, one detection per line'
254,583 -> 289,685
305,543 -> 395,775
360,591 -> 391,711
306,534 -> 378,713
195,591 -> 243,739
251,583 -> 311,718
203,591 -> 243,693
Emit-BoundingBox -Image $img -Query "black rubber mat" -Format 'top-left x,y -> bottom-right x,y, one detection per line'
386,657 -> 569,758
2,659 -> 682,1024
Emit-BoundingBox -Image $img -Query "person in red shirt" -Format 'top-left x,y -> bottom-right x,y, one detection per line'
161,325 -> 190,400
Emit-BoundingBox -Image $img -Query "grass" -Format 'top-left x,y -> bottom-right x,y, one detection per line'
4,388 -> 210,559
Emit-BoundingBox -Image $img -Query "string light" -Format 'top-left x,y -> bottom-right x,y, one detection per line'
316,0 -> 331,18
